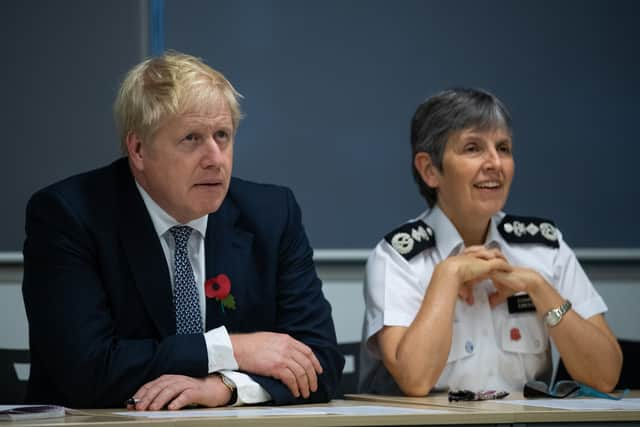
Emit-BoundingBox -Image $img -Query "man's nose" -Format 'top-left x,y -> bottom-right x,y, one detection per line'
201,137 -> 223,167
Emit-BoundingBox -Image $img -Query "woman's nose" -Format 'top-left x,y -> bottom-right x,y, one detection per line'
484,147 -> 501,169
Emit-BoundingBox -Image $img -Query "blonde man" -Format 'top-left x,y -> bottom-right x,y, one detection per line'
23,52 -> 343,409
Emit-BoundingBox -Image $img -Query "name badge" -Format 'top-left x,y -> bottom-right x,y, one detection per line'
507,294 -> 536,314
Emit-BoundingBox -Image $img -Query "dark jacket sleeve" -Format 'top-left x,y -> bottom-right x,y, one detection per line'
22,188 -> 208,408
246,188 -> 344,404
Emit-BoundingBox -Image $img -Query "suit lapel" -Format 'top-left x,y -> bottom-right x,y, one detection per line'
204,197 -> 254,331
116,159 -> 175,337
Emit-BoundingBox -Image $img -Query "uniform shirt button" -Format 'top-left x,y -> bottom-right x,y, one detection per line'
465,340 -> 474,354
482,328 -> 488,337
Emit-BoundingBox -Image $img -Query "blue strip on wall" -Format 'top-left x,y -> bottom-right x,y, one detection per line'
150,0 -> 164,56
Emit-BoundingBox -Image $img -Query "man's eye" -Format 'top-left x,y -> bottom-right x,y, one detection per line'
184,134 -> 197,142
464,143 -> 479,153
215,130 -> 230,142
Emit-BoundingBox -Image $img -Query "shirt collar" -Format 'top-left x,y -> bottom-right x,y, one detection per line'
426,205 -> 464,258
426,205 -> 505,257
135,181 -> 208,239
485,211 -> 506,250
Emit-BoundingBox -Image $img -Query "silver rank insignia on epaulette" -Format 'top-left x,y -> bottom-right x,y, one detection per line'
498,215 -> 559,248
384,220 -> 435,260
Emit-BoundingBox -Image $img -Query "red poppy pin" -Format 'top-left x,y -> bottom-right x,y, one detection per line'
205,274 -> 236,313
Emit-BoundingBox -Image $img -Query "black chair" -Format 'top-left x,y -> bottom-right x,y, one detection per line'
555,339 -> 640,389
0,349 -> 30,403
337,342 -> 361,396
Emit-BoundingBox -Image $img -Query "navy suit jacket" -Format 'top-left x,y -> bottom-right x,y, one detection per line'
22,158 -> 343,407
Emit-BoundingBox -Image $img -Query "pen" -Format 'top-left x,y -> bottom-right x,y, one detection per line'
125,398 -> 140,406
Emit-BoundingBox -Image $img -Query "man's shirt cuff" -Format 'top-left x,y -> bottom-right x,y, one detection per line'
220,370 -> 272,406
204,326 -> 239,372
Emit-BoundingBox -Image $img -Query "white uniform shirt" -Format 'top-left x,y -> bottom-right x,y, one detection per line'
360,205 -> 608,394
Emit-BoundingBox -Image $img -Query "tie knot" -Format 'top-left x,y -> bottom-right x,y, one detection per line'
170,225 -> 193,250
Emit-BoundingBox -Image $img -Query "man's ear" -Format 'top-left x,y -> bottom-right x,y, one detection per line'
125,132 -> 145,171
414,152 -> 440,189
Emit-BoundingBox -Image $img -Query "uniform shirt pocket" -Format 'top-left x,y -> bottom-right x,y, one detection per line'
500,313 -> 548,355
498,313 -> 551,386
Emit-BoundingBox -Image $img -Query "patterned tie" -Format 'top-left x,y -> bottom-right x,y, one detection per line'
170,226 -> 202,334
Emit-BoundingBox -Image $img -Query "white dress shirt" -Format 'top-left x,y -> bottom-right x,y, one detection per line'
360,205 -> 608,393
136,183 -> 270,404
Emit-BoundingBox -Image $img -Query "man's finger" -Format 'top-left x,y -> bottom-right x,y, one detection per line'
277,367 -> 300,398
291,340 -> 323,374
131,380 -> 157,410
145,376 -> 194,411
285,356 -> 310,398
168,389 -> 195,411
148,383 -> 182,411
290,349 -> 318,394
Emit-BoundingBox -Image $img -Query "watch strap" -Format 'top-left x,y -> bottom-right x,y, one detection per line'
545,299 -> 572,327
216,373 -> 238,405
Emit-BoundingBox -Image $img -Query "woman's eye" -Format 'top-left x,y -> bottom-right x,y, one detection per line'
498,144 -> 512,154
464,143 -> 479,153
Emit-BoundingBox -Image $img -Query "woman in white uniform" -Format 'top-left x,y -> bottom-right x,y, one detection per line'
359,88 -> 622,396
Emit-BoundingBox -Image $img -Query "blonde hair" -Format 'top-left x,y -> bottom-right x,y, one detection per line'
114,51 -> 243,154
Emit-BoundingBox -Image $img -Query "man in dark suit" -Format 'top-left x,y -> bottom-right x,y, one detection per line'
22,52 -> 343,409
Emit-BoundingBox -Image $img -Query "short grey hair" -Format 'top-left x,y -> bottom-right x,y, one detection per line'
410,88 -> 512,207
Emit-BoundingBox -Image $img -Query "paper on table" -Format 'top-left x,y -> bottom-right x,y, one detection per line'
322,405 -> 451,415
112,405 -> 449,419
496,398 -> 640,411
113,408 -> 324,418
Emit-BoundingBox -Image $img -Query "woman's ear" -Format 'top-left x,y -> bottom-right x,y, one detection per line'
414,152 -> 440,189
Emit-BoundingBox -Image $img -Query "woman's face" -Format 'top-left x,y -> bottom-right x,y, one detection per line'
431,127 -> 514,227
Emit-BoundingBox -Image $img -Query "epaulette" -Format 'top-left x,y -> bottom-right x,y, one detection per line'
384,220 -> 435,260
498,215 -> 559,248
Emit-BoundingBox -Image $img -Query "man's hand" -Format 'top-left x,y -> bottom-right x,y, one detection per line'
128,374 -> 232,411
489,267 -> 542,308
230,332 -> 323,398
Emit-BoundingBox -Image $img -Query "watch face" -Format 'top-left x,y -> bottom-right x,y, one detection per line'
545,300 -> 571,327
546,309 -> 561,326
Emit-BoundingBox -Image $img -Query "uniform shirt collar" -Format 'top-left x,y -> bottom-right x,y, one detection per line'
485,212 -> 507,250
426,205 -> 464,258
426,205 -> 505,257
135,181 -> 208,239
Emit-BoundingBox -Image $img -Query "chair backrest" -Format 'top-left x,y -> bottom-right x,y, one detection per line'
338,342 -> 361,396
0,349 -> 30,403
555,339 -> 640,389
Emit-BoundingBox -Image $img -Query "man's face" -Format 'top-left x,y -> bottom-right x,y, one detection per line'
131,100 -> 234,223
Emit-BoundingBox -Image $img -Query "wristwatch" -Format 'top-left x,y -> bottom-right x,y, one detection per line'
216,373 -> 238,405
544,300 -> 572,327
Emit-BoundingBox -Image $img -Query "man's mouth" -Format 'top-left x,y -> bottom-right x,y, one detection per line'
194,181 -> 222,188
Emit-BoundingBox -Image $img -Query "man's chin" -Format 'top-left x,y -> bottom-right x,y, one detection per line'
199,198 -> 226,216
